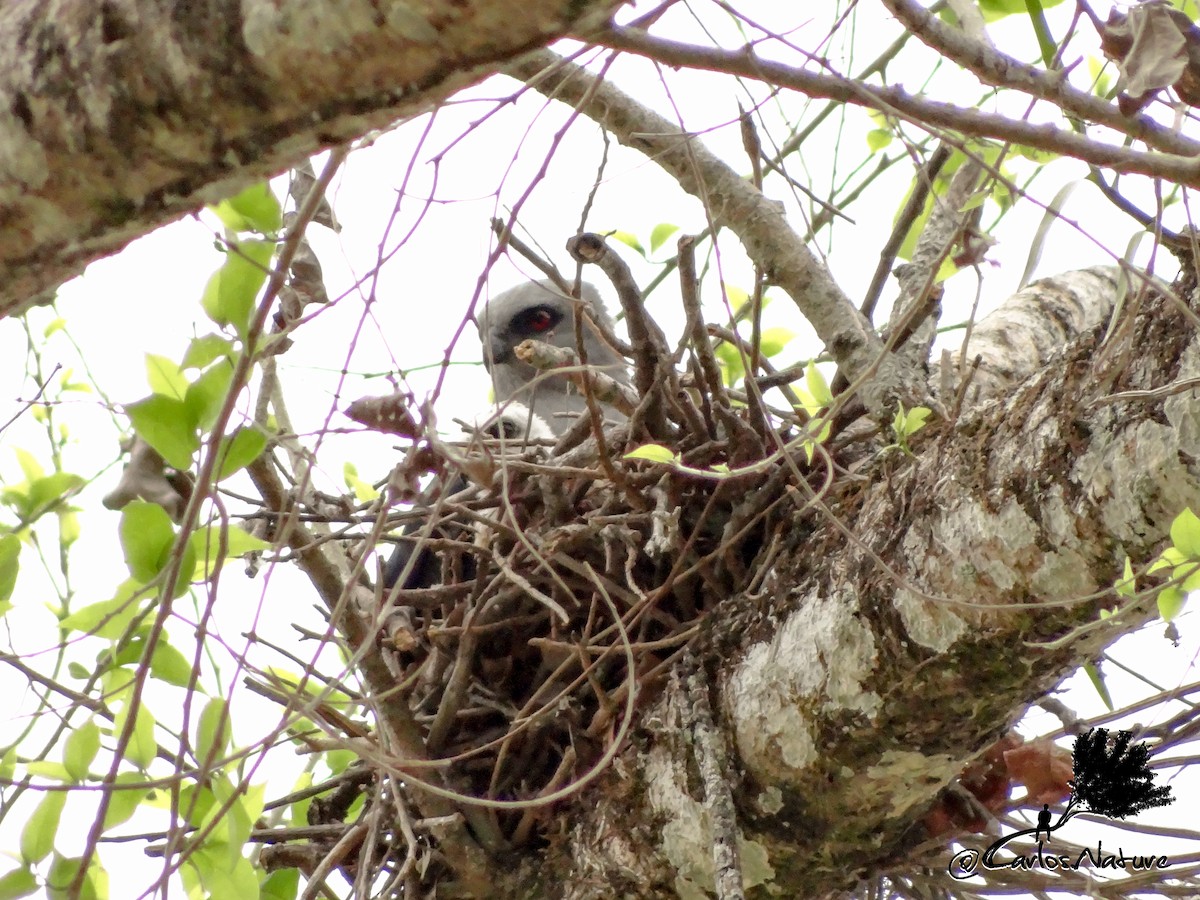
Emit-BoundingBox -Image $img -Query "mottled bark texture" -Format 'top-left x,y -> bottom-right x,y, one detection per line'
531,268 -> 1200,898
0,0 -> 621,316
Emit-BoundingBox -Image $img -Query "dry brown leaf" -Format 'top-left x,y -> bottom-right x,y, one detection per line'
1004,738 -> 1074,804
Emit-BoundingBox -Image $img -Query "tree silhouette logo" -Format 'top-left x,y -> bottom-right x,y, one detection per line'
951,728 -> 1175,878
1065,727 -> 1174,824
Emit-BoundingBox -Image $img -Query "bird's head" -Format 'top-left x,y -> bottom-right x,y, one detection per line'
479,281 -> 594,371
478,280 -> 630,436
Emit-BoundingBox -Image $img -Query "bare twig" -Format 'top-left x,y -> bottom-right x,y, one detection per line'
513,340 -> 640,415
490,217 -> 571,294
566,232 -> 674,437
860,144 -> 953,321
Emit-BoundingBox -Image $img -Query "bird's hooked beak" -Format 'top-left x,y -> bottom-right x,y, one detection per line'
484,337 -> 516,371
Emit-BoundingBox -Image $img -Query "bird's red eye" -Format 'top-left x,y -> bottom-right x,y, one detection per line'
518,307 -> 558,334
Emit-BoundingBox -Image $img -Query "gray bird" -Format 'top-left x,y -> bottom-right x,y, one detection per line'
479,280 -> 632,437
384,282 -> 631,592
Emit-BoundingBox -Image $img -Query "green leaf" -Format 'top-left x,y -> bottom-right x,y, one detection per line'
0,867 -> 37,900
866,127 -> 892,152
215,427 -> 266,480
934,257 -> 958,284
172,540 -> 197,599
222,524 -> 272,556
1018,180 -> 1079,290
976,0 -> 1065,22
1024,0 -> 1057,68
58,509 -> 80,547
1114,556 -> 1135,598
150,641 -> 196,688
1182,563 -> 1200,594
243,781 -> 266,830
20,790 -> 66,863
101,772 -> 149,830
724,285 -> 750,312
190,524 -> 271,578
101,667 -> 136,699
181,334 -> 234,370
902,406 -> 932,436
113,700 -> 158,770
120,502 -> 176,583
806,416 -> 832,446
959,190 -> 989,212
43,317 -> 67,339
196,697 -> 231,766
144,354 -> 188,401
714,342 -> 744,387
1169,507 -> 1200,557
126,395 -> 199,470
649,222 -> 680,253
25,472 -> 85,521
623,444 -> 678,464
213,183 -> 282,233
1012,144 -> 1059,164
344,462 -> 380,502
184,358 -> 235,432
607,230 -> 645,257
46,855 -> 106,900
201,239 -> 274,337
805,361 -> 833,407
1083,662 -> 1114,712
261,868 -> 300,900
174,783 -> 218,829
1150,547 -> 1186,572
187,851 -> 259,900
758,327 -> 794,358
15,449 -> 43,482
63,721 -> 101,782
23,761 -> 70,782
1158,586 -> 1186,622
324,747 -> 357,777
1088,54 -> 1115,98
59,582 -> 145,640
0,534 -> 19,605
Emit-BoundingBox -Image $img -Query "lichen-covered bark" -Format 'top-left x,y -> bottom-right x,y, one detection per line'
0,0 -> 622,317
536,270 -> 1200,898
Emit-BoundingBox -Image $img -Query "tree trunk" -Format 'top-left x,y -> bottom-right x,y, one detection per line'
513,266 -> 1200,897
0,0 -> 620,317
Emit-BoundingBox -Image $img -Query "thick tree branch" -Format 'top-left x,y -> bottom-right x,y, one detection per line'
935,266 -> 1123,404
595,26 -> 1200,188
543,268 -> 1200,898
510,49 -> 927,417
0,0 -> 622,317
879,0 -> 1186,154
